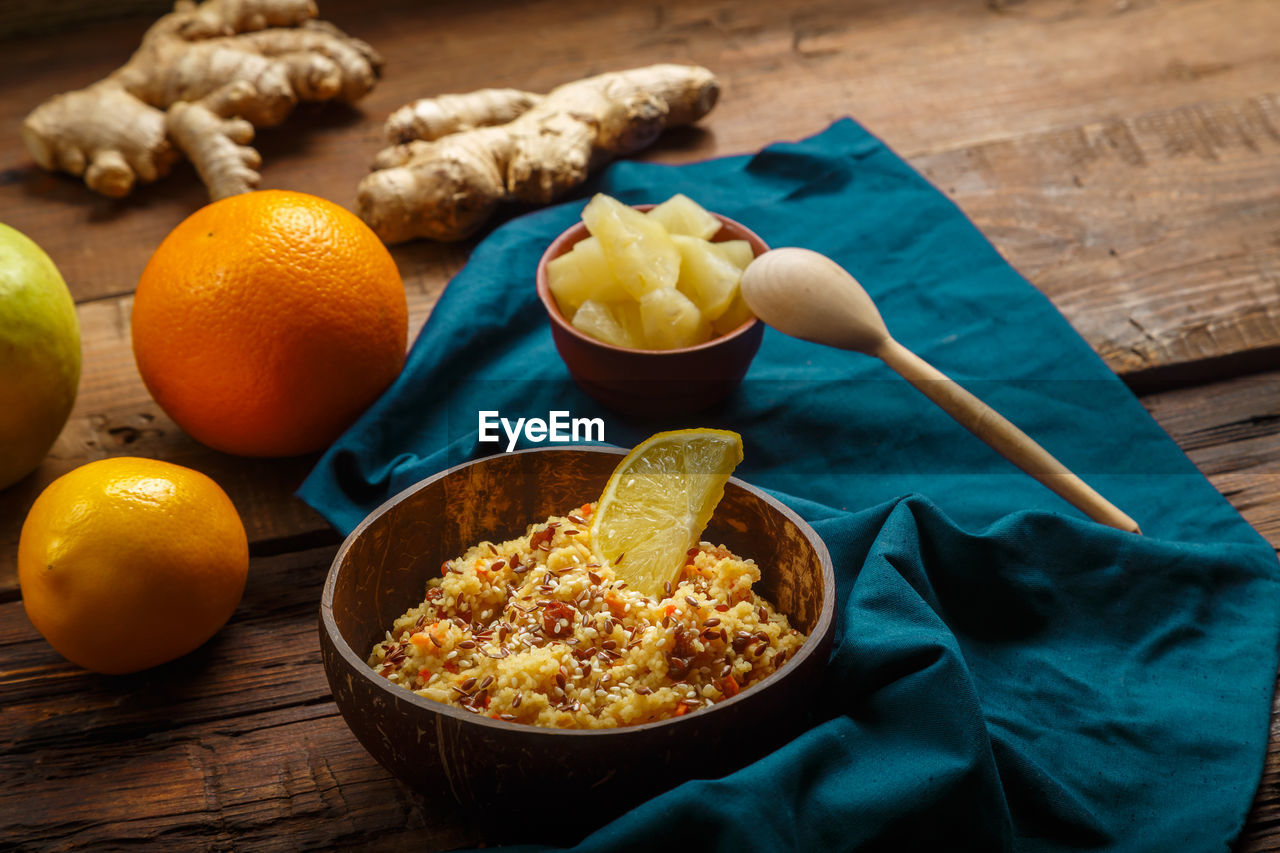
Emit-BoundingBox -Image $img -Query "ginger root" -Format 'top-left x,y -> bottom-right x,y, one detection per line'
22,0 -> 380,201
357,64 -> 719,243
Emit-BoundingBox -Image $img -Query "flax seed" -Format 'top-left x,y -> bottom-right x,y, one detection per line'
368,506 -> 806,728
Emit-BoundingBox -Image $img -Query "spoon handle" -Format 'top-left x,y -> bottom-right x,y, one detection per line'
876,338 -> 1141,534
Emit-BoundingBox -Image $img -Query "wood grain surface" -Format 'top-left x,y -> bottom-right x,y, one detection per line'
1,0 -> 1278,848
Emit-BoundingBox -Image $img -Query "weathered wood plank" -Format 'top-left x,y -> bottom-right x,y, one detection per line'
1,0 -> 1278,364
917,93 -> 1280,381
0,546 -> 476,851
1138,371 -> 1280,546
0,1 -> 170,39
3,703 -> 474,852
1,547 -> 335,753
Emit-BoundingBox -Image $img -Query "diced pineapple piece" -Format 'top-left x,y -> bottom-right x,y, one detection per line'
571,300 -> 640,349
673,234 -> 742,322
712,239 -> 755,271
582,194 -> 680,299
547,237 -> 630,317
711,292 -> 755,336
546,253 -> 589,318
639,287 -> 711,350
615,301 -> 645,346
572,237 -> 629,302
646,193 -> 722,240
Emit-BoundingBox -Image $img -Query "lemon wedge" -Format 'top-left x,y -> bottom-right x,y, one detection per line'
590,429 -> 744,599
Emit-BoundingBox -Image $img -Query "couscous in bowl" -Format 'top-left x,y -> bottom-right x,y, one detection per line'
321,447 -> 834,844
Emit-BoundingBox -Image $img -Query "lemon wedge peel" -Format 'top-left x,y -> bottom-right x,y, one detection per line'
588,428 -> 744,600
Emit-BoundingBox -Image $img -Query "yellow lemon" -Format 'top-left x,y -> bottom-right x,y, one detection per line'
590,429 -> 743,599
18,457 -> 249,674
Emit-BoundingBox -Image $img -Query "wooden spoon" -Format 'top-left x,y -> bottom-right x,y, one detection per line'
740,247 -> 1141,534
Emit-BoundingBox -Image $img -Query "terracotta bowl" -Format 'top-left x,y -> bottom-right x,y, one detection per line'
320,447 -> 835,845
535,206 -> 767,417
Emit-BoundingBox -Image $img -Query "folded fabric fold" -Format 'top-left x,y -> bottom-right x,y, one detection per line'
299,119 -> 1280,851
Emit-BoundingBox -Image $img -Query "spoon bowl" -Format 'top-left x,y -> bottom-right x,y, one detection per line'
741,247 -> 890,355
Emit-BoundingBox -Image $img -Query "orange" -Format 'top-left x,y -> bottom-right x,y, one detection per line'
18,457 -> 249,675
131,190 -> 408,457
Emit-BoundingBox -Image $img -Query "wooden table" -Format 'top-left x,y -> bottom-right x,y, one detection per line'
2,0 -> 1278,848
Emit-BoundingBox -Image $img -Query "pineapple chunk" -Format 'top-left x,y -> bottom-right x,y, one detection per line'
571,300 -> 640,349
646,193 -> 722,239
712,239 -> 755,271
673,234 -> 741,321
639,288 -> 711,350
547,234 -> 632,317
547,237 -> 630,317
546,253 -> 588,318
615,301 -> 645,345
711,292 -> 755,336
582,194 -> 680,299
571,238 -> 629,302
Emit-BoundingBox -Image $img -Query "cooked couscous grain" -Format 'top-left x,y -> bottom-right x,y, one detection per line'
368,502 -> 806,728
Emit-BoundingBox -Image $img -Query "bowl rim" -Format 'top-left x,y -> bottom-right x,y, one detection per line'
320,445 -> 836,738
534,204 -> 768,357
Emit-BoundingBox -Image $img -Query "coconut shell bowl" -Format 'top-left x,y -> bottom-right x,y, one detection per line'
320,447 -> 835,844
535,207 -> 768,417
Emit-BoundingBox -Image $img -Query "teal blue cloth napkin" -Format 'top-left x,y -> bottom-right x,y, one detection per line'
299,120 -> 1280,851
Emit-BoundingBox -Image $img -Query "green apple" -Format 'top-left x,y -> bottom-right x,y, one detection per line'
0,223 -> 81,489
